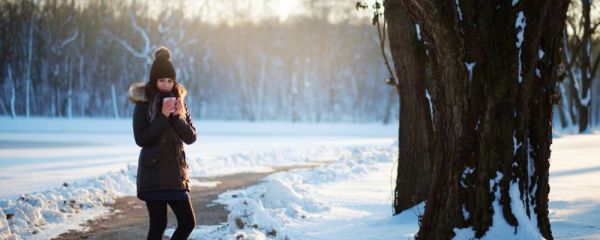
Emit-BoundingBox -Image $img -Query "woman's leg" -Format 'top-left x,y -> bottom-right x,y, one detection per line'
167,198 -> 196,240
145,200 -> 169,240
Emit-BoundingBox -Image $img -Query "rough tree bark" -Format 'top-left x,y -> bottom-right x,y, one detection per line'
392,0 -> 569,238
384,0 -> 433,214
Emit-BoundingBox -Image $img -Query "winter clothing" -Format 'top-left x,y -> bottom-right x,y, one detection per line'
149,47 -> 176,82
138,190 -> 189,201
145,198 -> 195,240
128,81 -> 196,200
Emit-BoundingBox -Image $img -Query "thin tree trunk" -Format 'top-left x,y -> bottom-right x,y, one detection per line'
25,14 -> 34,118
382,87 -> 394,124
111,83 -> 119,119
8,64 -> 16,119
79,54 -> 85,117
0,96 -> 7,115
67,61 -> 73,119
558,83 -> 573,128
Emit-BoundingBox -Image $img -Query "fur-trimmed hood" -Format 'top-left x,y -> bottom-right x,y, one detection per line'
128,81 -> 187,103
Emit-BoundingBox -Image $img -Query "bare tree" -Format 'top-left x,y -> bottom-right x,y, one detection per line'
561,0 -> 599,132
1,0 -> 397,122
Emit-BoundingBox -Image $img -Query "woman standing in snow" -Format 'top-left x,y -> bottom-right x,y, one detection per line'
128,46 -> 197,240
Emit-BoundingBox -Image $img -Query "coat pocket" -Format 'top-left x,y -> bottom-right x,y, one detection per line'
139,146 -> 161,168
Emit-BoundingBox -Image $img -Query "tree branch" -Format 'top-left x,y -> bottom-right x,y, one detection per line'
376,15 -> 399,88
59,30 -> 79,49
104,12 -> 152,64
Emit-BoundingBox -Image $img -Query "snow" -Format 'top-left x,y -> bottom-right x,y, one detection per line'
2,116 -> 600,239
0,117 -> 395,199
515,12 -> 526,48
461,167 -> 475,188
175,131 -> 600,240
455,0 -> 463,21
580,89 -> 592,106
513,130 -> 522,155
454,178 -> 543,239
547,133 -> 600,239
415,24 -> 422,42
569,67 -> 592,107
538,49 -> 545,59
465,61 -> 476,84
189,180 -> 221,188
0,167 -> 136,240
515,11 -> 526,83
175,144 -> 422,240
0,117 -> 396,239
425,89 -> 434,125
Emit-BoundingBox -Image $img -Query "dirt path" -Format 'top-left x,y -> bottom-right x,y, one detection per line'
53,164 -> 323,240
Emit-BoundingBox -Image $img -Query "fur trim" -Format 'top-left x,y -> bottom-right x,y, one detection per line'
177,83 -> 188,99
128,81 -> 187,103
128,82 -> 147,103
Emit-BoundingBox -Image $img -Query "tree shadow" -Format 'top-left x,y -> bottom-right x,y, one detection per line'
550,166 -> 600,178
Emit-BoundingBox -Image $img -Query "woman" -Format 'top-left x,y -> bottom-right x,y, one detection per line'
128,46 -> 197,240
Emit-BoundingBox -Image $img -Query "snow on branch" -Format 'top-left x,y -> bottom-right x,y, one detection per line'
105,12 -> 152,64
58,29 -> 79,49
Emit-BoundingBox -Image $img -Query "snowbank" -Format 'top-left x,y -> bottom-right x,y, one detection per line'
183,145 -> 398,240
0,144 -> 379,239
0,166 -> 136,240
187,146 -> 346,177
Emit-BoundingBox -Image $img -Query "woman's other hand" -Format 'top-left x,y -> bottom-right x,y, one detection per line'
174,98 -> 187,117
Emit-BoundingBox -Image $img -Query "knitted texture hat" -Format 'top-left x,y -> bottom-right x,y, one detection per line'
149,47 -> 176,82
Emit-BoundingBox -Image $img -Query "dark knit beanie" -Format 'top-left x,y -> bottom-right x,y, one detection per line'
149,47 -> 176,82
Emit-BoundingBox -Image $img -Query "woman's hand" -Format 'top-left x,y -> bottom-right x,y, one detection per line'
174,98 -> 187,117
162,99 -> 175,117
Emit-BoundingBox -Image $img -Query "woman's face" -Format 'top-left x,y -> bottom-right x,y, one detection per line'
156,78 -> 174,93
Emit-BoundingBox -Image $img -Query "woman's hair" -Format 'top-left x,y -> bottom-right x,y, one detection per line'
145,46 -> 181,101
144,79 -> 183,102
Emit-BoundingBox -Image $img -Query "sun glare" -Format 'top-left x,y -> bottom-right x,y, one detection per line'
273,0 -> 301,21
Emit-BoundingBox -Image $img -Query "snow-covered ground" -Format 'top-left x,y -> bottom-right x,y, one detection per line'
1,117 -> 599,239
549,133 -> 600,239
183,144 -> 421,240
0,117 -> 396,239
0,117 -> 396,200
177,131 -> 600,240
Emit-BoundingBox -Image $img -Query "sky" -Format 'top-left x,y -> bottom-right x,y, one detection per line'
73,0 -> 378,25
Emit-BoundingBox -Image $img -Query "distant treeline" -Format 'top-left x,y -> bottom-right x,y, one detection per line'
0,0 -> 398,122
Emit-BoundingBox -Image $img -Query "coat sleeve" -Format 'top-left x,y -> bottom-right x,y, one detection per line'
170,103 -> 197,145
133,103 -> 169,147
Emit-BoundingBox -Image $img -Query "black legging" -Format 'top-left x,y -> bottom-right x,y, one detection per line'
145,199 -> 196,240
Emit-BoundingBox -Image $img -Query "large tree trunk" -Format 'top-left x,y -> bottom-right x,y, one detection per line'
394,0 -> 569,238
384,0 -> 433,214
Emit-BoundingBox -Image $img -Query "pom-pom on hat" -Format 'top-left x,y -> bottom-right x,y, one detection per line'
149,46 -> 176,82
